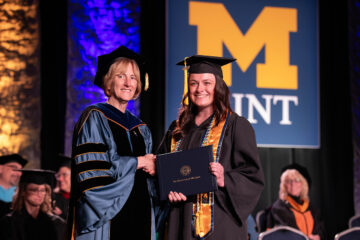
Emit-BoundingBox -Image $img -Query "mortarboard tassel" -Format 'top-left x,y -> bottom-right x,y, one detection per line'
144,72 -> 149,91
183,57 -> 189,105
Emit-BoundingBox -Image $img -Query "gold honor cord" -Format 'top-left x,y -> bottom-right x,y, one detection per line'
171,111 -> 230,239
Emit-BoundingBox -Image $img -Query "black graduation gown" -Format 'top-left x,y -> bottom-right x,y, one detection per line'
54,192 -> 69,221
0,208 -> 65,240
158,113 -> 264,240
0,199 -> 11,218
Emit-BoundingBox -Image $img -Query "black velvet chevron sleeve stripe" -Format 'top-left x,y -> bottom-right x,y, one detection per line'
73,143 -> 108,157
78,176 -> 115,193
74,161 -> 112,175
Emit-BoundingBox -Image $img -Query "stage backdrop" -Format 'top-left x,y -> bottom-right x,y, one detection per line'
0,0 -> 41,167
65,0 -> 141,155
166,0 -> 319,148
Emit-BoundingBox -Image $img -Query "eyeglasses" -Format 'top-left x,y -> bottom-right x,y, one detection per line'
3,164 -> 22,171
55,172 -> 70,179
285,178 -> 301,184
27,188 -> 46,194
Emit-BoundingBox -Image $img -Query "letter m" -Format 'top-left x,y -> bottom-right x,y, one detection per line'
189,1 -> 298,89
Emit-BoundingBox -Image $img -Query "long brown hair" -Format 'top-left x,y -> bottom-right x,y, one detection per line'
12,183 -> 53,214
173,74 -> 231,140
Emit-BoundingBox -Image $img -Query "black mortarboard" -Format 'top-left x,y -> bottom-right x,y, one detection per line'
282,163 -> 312,188
94,45 -> 149,90
0,154 -> 28,167
19,169 -> 56,188
57,154 -> 71,169
176,55 -> 236,78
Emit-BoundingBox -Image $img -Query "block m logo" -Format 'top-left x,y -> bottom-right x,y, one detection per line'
189,1 -> 298,89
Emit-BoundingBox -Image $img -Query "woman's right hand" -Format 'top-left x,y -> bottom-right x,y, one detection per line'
52,206 -> 62,216
137,154 -> 156,175
168,191 -> 187,203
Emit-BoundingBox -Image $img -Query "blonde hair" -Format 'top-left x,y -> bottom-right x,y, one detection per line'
12,183 -> 53,214
279,169 -> 309,202
102,57 -> 141,99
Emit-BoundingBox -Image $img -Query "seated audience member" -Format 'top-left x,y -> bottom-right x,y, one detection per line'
0,169 -> 65,240
0,154 -> 28,217
53,154 -> 71,221
267,163 -> 324,240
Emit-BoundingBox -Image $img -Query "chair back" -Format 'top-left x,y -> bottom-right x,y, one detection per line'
256,210 -> 267,233
258,226 -> 309,240
348,215 -> 360,228
335,227 -> 360,240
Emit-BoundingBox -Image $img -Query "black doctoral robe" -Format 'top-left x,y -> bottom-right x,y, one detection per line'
0,208 -> 65,240
267,198 -> 325,239
158,112 -> 264,240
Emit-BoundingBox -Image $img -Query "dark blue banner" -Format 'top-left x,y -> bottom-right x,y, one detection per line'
166,0 -> 319,148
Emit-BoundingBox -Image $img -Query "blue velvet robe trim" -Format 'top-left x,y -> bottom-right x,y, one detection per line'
94,103 -> 143,130
73,103 -> 157,239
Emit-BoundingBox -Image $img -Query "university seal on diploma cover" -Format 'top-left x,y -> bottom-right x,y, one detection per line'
156,145 -> 218,201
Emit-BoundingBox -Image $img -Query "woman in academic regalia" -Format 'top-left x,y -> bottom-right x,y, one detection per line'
67,46 -> 157,240
267,164 -> 324,240
157,55 -> 265,240
0,169 -> 65,240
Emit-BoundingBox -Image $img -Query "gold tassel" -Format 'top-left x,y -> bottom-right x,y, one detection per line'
144,72 -> 149,91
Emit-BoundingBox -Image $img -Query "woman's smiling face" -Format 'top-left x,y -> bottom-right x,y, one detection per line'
110,63 -> 138,103
189,73 -> 216,112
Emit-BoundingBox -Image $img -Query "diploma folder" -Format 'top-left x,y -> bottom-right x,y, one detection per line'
156,145 -> 218,201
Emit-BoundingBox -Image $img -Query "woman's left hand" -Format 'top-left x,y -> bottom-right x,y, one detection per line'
209,162 -> 225,187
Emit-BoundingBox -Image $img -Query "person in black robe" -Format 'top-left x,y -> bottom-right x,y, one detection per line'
0,169 -> 65,240
266,164 -> 325,240
53,154 -> 71,221
157,55 -> 264,240
0,200 -> 12,218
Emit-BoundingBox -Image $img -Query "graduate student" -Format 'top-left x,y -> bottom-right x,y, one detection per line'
157,55 -> 264,240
